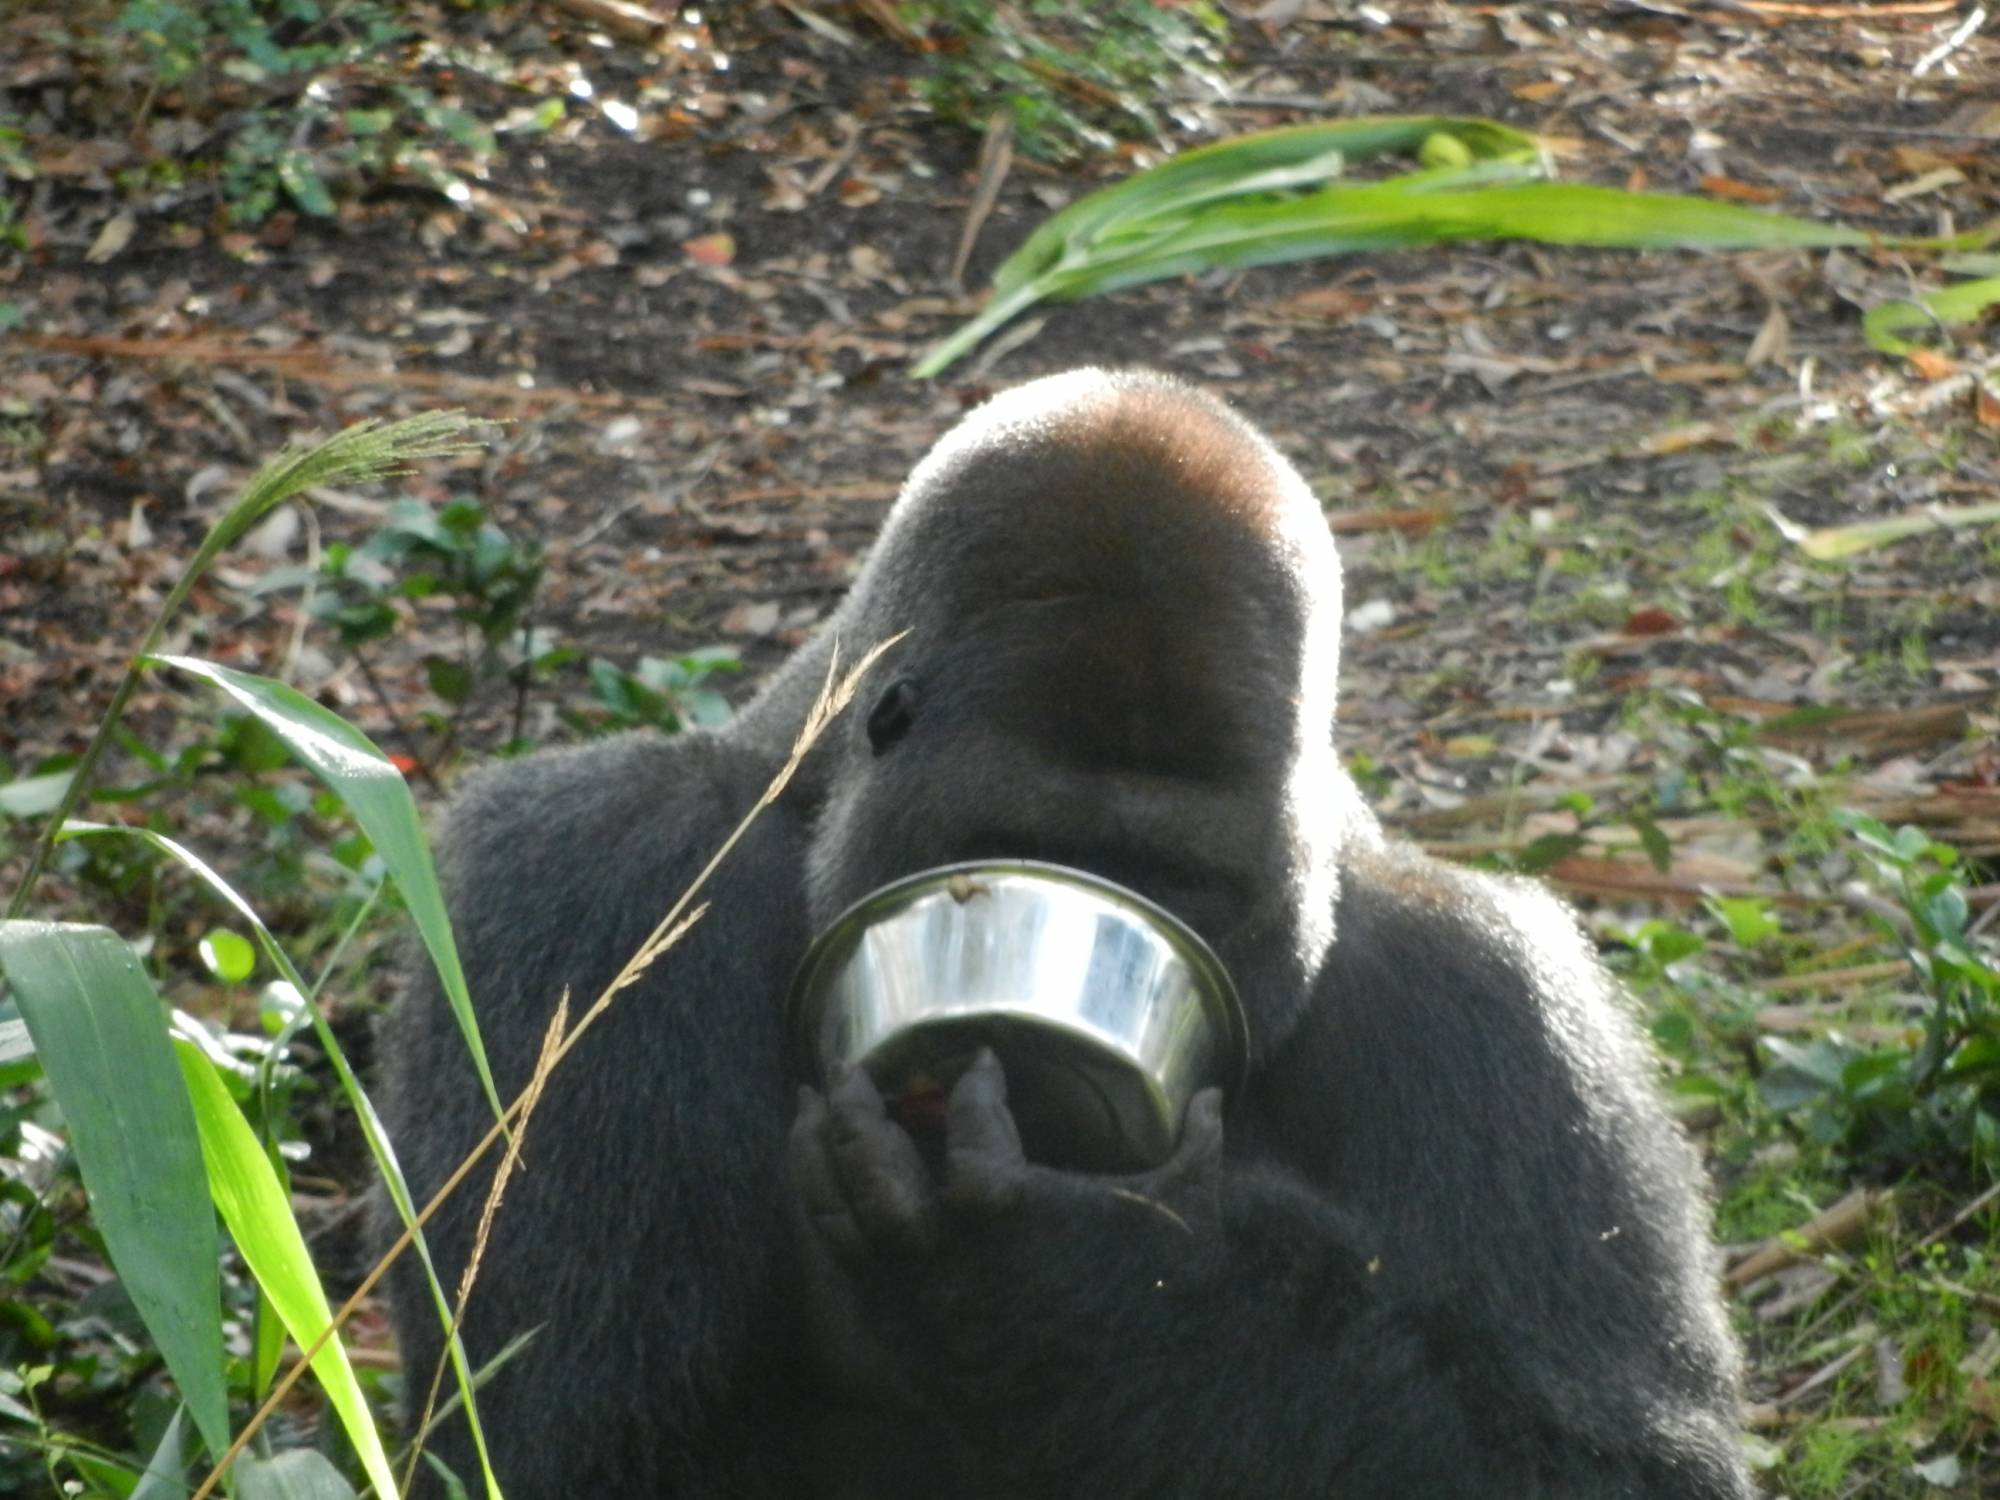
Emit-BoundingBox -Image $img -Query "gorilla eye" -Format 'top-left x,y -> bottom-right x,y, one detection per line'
866,678 -> 920,756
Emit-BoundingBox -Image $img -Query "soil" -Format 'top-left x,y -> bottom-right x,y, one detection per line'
5,3 -> 1997,795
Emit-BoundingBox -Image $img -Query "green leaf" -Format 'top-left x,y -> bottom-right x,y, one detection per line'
175,1037 -> 398,1500
1832,808 -> 1904,861
425,655 -> 475,706
1863,274 -> 2000,355
0,922 -> 232,1464
1516,832 -> 1586,874
1636,920 -> 1705,967
149,656 -> 503,1127
1758,1035 -> 1858,1113
1706,895 -> 1781,949
239,1448 -> 358,1500
0,769 -> 74,819
130,1404 -> 192,1500
914,109 -> 1967,377
1629,815 -> 1673,876
198,928 -> 258,984
276,148 -> 335,217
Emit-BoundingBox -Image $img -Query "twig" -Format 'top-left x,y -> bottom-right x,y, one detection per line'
1913,5 -> 1987,77
349,646 -> 438,791
1773,1343 -> 1868,1408
805,119 -> 865,198
1759,960 -> 1913,994
566,441 -> 723,549
16,332 -> 677,411
948,111 -> 1014,291
1725,1188 -> 1888,1290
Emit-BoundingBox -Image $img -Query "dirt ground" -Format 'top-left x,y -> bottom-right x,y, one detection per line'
5,1 -> 1997,793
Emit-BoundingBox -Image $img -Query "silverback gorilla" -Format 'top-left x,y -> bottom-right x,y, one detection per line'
380,369 -> 1753,1497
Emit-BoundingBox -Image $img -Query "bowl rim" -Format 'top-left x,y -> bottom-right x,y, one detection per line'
786,859 -> 1251,1098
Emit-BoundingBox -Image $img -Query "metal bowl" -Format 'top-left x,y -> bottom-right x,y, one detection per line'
788,861 -> 1247,1173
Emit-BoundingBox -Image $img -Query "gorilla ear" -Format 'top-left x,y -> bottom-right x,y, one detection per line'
866,678 -> 921,756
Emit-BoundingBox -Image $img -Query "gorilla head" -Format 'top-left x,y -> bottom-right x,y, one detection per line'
785,371 -> 1347,1044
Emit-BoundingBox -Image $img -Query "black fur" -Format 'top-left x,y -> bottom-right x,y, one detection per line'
379,370 -> 1751,1498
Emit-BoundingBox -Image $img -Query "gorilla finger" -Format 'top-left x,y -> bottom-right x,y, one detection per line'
1177,1088 -> 1226,1163
824,1073 -> 939,1255
1140,1086 -> 1225,1199
944,1049 -> 1028,1212
828,1061 -> 888,1118
787,1086 -> 868,1256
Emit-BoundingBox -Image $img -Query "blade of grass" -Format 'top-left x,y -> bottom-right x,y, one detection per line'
174,1037 -> 399,1500
0,922 -> 233,1464
4,411 -> 476,920
148,656 -> 502,1132
59,823 -> 506,1500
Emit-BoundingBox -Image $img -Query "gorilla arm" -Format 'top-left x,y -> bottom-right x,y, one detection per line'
378,732 -> 814,1498
788,839 -> 1752,1500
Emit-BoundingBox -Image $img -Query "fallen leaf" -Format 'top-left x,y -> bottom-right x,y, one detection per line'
683,232 -> 736,267
1745,304 -> 1789,369
1698,176 -> 1781,206
85,212 -> 136,264
721,600 -> 781,635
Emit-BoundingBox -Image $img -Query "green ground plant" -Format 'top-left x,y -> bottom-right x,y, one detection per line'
905,0 -> 1227,164
2,415 -> 499,1500
108,0 -> 498,223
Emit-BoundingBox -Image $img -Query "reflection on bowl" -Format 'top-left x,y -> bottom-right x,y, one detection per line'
788,861 -> 1247,1173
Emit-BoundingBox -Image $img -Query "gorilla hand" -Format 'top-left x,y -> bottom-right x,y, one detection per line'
787,1048 -> 1225,1263
788,1064 -> 940,1258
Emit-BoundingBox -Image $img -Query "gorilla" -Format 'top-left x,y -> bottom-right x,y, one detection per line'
379,369 -> 1753,1498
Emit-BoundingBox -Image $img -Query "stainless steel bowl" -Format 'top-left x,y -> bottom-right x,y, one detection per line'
788,861 -> 1247,1173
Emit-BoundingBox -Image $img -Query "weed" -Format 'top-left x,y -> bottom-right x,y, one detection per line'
258,496 -> 551,765
569,648 -> 741,737
109,0 -> 494,222
1754,813 -> 2000,1172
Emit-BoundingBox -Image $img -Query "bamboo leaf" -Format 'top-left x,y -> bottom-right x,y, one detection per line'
914,110 -> 1975,378
175,1037 -> 398,1500
239,1449 -> 357,1500
1059,180 -> 1874,302
990,115 -> 1541,298
0,922 -> 232,1464
148,656 -> 502,1129
58,822 -> 506,1498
